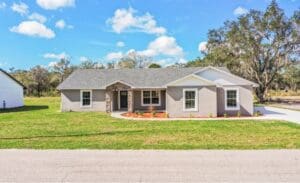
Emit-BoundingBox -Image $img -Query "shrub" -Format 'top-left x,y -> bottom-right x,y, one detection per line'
237,111 -> 241,117
151,111 -> 156,117
254,110 -> 262,117
223,113 -> 228,118
165,113 -> 169,118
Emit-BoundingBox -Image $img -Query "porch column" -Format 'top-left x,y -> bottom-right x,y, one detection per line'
128,90 -> 134,113
105,90 -> 112,113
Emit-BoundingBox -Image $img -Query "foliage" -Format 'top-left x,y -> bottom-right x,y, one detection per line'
11,59 -> 76,97
79,59 -> 105,69
282,63 -> 300,91
187,0 -> 300,102
0,97 -> 299,149
117,51 -> 152,69
148,63 -> 162,68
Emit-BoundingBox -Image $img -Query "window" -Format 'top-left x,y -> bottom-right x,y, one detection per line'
225,88 -> 239,110
142,90 -> 161,106
81,90 -> 92,107
183,89 -> 198,111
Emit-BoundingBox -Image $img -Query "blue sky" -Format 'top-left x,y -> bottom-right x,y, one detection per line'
0,0 -> 299,70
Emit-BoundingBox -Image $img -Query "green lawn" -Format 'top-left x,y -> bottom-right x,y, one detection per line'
0,97 -> 299,149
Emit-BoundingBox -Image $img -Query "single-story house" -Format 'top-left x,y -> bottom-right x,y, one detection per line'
57,66 -> 258,117
0,69 -> 25,109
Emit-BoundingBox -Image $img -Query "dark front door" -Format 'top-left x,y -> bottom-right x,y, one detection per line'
120,91 -> 128,109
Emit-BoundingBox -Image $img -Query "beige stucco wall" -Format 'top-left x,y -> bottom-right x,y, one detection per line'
61,90 -> 106,112
166,86 -> 217,118
217,86 -> 254,116
133,90 -> 166,111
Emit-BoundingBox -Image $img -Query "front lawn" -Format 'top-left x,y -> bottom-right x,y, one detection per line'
0,97 -> 299,149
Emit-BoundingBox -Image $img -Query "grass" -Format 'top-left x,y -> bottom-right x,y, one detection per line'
0,97 -> 299,149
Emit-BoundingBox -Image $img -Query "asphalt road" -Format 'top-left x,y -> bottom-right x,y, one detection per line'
0,150 -> 299,182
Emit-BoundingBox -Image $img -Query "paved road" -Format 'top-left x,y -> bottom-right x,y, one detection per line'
0,150 -> 299,182
255,106 -> 300,124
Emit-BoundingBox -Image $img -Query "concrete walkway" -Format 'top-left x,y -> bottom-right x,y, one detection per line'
112,106 -> 300,124
255,106 -> 300,124
0,150 -> 299,182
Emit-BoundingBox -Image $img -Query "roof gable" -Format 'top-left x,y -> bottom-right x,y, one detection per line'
166,74 -> 215,87
0,69 -> 26,89
195,66 -> 258,87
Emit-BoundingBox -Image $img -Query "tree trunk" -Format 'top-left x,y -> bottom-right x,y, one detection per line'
255,85 -> 268,103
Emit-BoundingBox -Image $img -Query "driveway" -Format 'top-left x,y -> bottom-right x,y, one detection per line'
255,106 -> 300,124
0,150 -> 299,182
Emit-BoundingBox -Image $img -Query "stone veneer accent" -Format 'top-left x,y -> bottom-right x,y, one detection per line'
105,82 -> 132,113
127,90 -> 133,112
105,91 -> 112,113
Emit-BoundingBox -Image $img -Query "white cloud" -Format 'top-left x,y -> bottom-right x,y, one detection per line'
55,19 -> 73,29
198,41 -> 207,53
44,52 -> 69,59
0,2 -> 6,9
28,13 -> 47,23
55,19 -> 65,29
0,61 -> 7,67
106,52 -> 123,61
11,2 -> 29,15
48,61 -> 58,67
139,36 -> 183,57
234,6 -> 249,16
116,41 -> 125,47
80,56 -> 88,62
105,36 -> 185,65
107,7 -> 166,35
36,0 -> 75,10
156,58 -> 187,67
10,21 -> 55,39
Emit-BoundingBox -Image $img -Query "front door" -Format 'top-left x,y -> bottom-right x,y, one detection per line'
120,91 -> 128,109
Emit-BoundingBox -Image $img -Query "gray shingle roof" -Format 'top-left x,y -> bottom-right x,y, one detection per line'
57,67 -> 230,90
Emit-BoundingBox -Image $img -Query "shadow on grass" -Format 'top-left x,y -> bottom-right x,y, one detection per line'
0,105 -> 49,113
0,130 -> 143,140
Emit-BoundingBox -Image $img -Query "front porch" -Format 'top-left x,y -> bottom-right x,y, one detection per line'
105,81 -> 166,113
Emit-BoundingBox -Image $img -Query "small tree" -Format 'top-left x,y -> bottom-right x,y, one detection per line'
148,63 -> 161,68
52,58 -> 74,83
79,59 -> 105,69
30,66 -> 50,97
117,51 -> 152,69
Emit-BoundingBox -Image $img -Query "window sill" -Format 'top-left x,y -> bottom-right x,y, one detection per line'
141,104 -> 161,107
80,105 -> 92,108
225,107 -> 240,111
183,109 -> 198,112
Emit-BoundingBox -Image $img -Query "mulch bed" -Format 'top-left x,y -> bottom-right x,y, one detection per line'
121,112 -> 257,118
122,112 -> 168,118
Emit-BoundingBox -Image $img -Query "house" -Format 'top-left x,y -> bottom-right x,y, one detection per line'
0,69 -> 25,109
57,66 -> 258,117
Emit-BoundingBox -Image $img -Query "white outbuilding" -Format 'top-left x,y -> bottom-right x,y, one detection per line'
0,69 -> 25,109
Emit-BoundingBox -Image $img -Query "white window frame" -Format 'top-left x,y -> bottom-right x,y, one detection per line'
80,90 -> 92,108
141,90 -> 161,106
183,88 -> 198,112
224,87 -> 240,110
